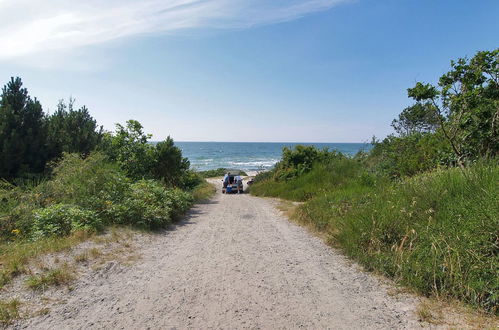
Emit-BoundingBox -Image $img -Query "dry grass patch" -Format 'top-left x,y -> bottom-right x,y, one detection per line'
26,265 -> 75,291
0,299 -> 21,326
0,230 -> 92,288
416,299 -> 499,329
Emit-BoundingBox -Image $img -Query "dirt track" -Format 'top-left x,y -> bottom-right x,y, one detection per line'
19,179 -> 423,329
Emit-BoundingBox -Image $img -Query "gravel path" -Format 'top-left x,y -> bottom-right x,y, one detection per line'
19,180 -> 423,329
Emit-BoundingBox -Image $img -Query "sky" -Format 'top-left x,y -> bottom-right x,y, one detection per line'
0,0 -> 498,142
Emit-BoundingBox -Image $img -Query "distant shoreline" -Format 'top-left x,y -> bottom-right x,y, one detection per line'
173,142 -> 372,172
157,141 -> 372,144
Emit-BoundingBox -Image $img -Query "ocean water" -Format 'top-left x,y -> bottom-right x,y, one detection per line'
175,142 -> 371,172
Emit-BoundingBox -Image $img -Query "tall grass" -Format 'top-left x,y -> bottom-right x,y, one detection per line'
252,160 -> 498,313
250,158 -> 378,201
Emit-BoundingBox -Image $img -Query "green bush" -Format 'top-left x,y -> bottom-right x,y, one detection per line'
251,156 -> 371,201
1,152 -> 197,239
198,168 -> 248,178
32,204 -> 99,239
102,180 -> 193,230
367,132 -> 451,178
42,152 -> 130,210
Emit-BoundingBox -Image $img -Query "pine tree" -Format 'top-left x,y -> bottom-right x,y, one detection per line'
0,77 -> 47,179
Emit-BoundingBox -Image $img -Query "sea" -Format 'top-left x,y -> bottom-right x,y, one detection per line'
174,142 -> 372,172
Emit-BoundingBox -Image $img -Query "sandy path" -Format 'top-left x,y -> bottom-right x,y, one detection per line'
19,180 -> 423,329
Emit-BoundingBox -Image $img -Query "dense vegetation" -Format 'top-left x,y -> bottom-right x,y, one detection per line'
0,77 -> 207,289
251,49 -> 499,313
197,168 -> 248,178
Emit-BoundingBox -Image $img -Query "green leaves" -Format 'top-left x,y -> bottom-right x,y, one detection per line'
402,48 -> 499,165
407,82 -> 439,101
32,204 -> 99,239
391,103 -> 440,135
101,120 -> 194,188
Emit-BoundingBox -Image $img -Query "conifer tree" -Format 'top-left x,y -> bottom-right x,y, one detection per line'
0,77 -> 46,178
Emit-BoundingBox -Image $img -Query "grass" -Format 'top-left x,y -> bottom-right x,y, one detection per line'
0,299 -> 20,326
25,265 -> 75,290
0,230 -> 91,288
417,301 -> 440,324
191,180 -> 216,201
251,161 -> 499,313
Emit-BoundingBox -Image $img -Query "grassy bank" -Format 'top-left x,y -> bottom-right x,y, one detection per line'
191,180 -> 216,201
251,157 -> 498,313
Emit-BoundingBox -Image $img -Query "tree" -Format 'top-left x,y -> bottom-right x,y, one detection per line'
407,49 -> 499,165
0,77 -> 46,178
152,137 -> 190,187
103,120 -> 154,180
46,98 -> 103,159
391,103 -> 440,135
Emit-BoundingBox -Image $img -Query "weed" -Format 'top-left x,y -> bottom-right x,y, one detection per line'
88,248 -> 101,258
0,231 -> 90,287
417,301 -> 438,323
26,266 -> 75,290
0,299 -> 20,326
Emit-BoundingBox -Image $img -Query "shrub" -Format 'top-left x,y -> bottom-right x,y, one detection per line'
198,168 -> 248,178
102,180 -> 193,230
42,152 -> 130,210
32,204 -> 100,239
367,132 -> 451,178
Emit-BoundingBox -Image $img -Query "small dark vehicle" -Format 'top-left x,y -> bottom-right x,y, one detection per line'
222,172 -> 243,194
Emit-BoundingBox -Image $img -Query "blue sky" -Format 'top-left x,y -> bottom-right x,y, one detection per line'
0,0 -> 498,142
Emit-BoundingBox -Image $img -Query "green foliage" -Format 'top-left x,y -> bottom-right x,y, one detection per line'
191,180 -> 216,201
198,168 -> 248,178
0,78 -> 104,181
0,152 -> 195,240
104,180 -> 192,230
152,137 -> 192,187
101,120 -> 195,188
46,98 -> 103,160
329,164 -> 498,312
391,103 -> 440,135
251,157 -> 372,201
0,77 -> 46,179
407,49 -> 499,163
269,145 -> 345,181
102,120 -> 154,180
32,204 -> 99,239
253,148 -> 499,312
367,132 -> 451,177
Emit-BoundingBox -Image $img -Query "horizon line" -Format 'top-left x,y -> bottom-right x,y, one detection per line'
159,141 -> 373,144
